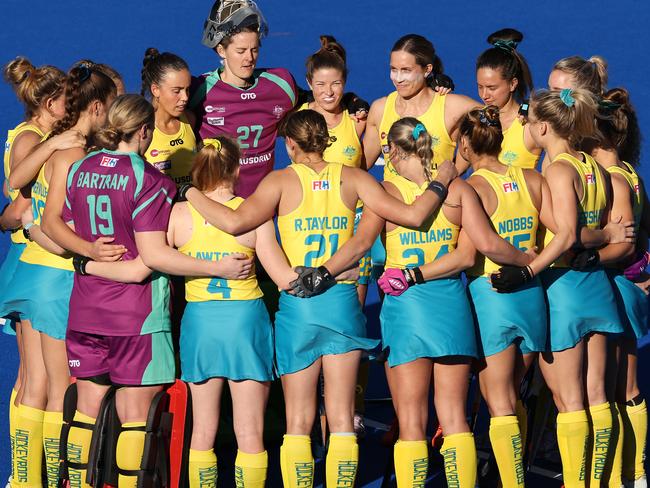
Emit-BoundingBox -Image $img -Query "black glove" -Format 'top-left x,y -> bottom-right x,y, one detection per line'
490,265 -> 533,293
176,183 -> 194,202
568,248 -> 600,270
290,265 -> 336,298
433,73 -> 455,91
73,254 -> 92,276
342,92 -> 370,115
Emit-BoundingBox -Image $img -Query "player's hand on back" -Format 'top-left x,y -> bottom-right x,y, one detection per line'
89,236 -> 128,262
214,253 -> 254,279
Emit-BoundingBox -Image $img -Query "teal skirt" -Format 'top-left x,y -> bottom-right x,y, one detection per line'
0,261 -> 73,341
180,299 -> 274,382
541,267 -> 623,351
274,284 -> 379,375
468,276 -> 547,357
0,242 -> 26,335
606,269 -> 649,340
380,278 -> 478,367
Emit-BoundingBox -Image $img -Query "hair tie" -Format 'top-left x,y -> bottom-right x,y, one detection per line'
18,69 -> 32,84
412,123 -> 426,140
560,88 -> 575,108
203,138 -> 222,152
78,64 -> 92,83
598,99 -> 622,112
492,39 -> 518,53
478,109 -> 499,127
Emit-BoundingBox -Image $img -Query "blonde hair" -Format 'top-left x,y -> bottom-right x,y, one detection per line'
552,55 -> 608,95
92,94 -> 154,150
530,88 -> 600,147
387,117 -> 434,182
3,57 -> 65,118
191,137 -> 241,191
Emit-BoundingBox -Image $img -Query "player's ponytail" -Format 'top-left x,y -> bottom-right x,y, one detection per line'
305,35 -> 347,82
191,136 -> 241,192
530,88 -> 600,147
3,57 -> 65,118
476,28 -> 533,103
51,62 -> 116,137
552,55 -> 608,95
458,105 -> 504,157
76,59 -> 124,95
141,48 -> 190,99
597,87 -> 641,166
92,94 -> 154,151
387,117 -> 434,182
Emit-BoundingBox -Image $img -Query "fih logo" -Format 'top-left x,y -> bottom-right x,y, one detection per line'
312,180 -> 330,191
502,181 -> 519,193
585,173 -> 595,184
100,156 -> 118,168
169,137 -> 184,147
241,92 -> 257,100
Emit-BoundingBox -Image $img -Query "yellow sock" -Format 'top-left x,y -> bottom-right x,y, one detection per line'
393,440 -> 428,488
489,416 -> 525,487
440,432 -> 477,488
116,422 -> 146,488
67,411 -> 96,488
556,410 -> 589,488
623,399 -> 647,482
589,402 -> 614,486
515,400 -> 528,449
280,435 -> 314,488
235,450 -> 267,488
605,403 -> 624,488
9,389 -> 17,480
43,411 -> 63,487
189,448 -> 217,488
326,434 -> 358,488
13,404 -> 44,486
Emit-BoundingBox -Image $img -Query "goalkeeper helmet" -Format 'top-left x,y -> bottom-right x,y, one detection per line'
202,0 -> 269,49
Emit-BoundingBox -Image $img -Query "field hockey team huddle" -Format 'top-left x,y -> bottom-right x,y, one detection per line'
0,1 -> 647,487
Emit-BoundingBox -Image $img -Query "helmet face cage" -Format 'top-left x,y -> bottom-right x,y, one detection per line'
202,0 -> 269,49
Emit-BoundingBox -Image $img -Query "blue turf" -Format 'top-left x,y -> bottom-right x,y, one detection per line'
1,1 -> 649,485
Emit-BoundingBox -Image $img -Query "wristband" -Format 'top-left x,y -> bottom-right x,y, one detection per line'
22,222 -> 34,241
177,183 -> 194,202
401,268 -> 415,286
426,180 -> 448,200
73,254 -> 92,276
412,267 -> 425,284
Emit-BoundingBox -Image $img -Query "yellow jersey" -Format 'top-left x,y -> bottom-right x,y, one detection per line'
298,103 -> 362,168
179,198 -> 262,302
378,91 -> 455,180
607,161 -> 643,232
499,117 -> 540,170
543,152 -> 608,268
384,173 -> 459,269
20,164 -> 73,271
4,122 -> 46,244
145,114 -> 196,186
277,163 -> 354,279
467,166 -> 538,276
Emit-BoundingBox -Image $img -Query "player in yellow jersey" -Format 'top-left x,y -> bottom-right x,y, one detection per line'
0,56 -> 68,486
586,88 -> 647,488
475,29 -> 542,170
1,65 -> 117,488
459,106 -> 550,487
491,88 -> 627,488
364,34 -> 479,177
299,34 -> 373,433
141,48 -> 197,186
182,109 -> 459,487
323,115 -> 536,488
